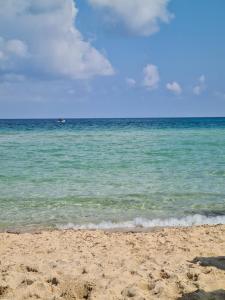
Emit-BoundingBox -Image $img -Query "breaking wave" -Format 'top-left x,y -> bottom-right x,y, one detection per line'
57,214 -> 225,230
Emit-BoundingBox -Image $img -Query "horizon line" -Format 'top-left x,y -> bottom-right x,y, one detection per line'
1,116 -> 225,120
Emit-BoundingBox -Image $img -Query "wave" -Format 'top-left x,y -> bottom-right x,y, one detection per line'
57,214 -> 225,230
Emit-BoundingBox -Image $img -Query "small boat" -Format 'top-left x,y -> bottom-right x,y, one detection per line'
57,118 -> 66,124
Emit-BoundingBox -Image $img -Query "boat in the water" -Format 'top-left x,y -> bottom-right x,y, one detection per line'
57,118 -> 66,124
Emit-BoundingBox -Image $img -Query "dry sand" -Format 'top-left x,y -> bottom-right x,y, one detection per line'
0,225 -> 225,300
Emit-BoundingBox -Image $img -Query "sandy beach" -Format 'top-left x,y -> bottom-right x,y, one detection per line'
0,225 -> 225,300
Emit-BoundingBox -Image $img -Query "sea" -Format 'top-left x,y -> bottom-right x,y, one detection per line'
1,117 -> 225,231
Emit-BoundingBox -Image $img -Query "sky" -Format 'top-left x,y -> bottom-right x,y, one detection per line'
0,0 -> 225,118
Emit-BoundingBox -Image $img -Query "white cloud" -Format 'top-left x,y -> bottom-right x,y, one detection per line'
193,75 -> 206,95
143,64 -> 160,90
199,75 -> 205,83
89,0 -> 173,36
126,77 -> 136,87
166,81 -> 182,95
0,37 -> 28,71
0,38 -> 28,59
0,0 -> 114,80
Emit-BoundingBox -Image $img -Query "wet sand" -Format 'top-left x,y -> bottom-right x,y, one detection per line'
0,225 -> 225,299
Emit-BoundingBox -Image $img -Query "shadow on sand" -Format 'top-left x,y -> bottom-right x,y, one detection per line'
191,256 -> 225,271
177,256 -> 225,300
177,289 -> 225,300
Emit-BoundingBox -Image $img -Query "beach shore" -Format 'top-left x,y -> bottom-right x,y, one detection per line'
0,225 -> 225,300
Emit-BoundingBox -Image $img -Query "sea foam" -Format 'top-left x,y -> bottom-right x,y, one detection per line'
57,214 -> 225,230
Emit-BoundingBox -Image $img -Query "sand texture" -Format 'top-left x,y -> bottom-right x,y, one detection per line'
0,225 -> 225,300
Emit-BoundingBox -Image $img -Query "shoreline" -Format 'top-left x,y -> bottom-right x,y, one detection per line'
1,224 -> 225,299
3,212 -> 225,235
0,223 -> 225,235
2,224 -> 220,235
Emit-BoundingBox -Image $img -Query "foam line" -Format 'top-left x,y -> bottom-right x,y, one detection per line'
57,214 -> 225,230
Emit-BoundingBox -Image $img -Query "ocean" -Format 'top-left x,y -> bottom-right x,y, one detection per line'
1,117 -> 225,231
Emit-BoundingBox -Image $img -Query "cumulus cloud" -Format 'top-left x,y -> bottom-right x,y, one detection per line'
0,37 -> 28,71
0,0 -> 114,80
193,75 -> 206,95
89,0 -> 173,36
0,38 -> 28,58
166,81 -> 182,95
143,64 -> 160,90
126,77 -> 136,87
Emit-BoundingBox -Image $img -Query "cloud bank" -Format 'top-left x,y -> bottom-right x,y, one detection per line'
0,0 -> 114,80
89,0 -> 173,36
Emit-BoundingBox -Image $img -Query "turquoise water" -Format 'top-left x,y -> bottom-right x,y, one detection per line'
1,118 -> 225,230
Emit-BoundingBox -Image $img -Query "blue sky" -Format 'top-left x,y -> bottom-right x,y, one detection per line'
0,0 -> 225,118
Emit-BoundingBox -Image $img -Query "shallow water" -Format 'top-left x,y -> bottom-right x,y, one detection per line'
1,118 -> 225,230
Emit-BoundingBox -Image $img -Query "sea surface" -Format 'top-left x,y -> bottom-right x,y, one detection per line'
1,118 -> 225,231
